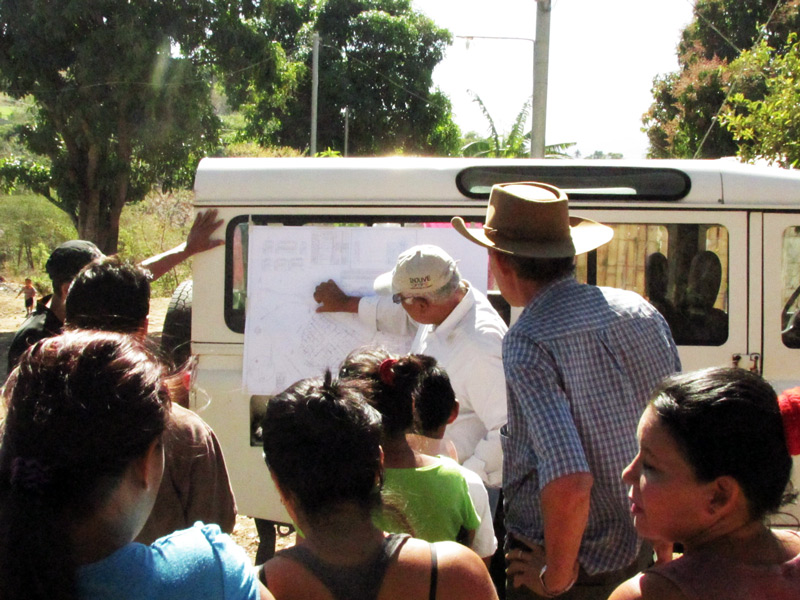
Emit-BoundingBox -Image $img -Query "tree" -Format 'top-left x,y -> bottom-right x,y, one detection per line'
642,0 -> 800,159
461,92 -> 574,158
0,1 -> 284,253
721,34 -> 800,167
242,0 -> 461,156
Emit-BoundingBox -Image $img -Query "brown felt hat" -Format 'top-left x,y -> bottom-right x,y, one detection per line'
451,182 -> 613,258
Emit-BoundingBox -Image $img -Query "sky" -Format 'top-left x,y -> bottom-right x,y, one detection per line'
411,0 -> 696,158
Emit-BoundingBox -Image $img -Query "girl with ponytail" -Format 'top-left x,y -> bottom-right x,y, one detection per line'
339,348 -> 480,547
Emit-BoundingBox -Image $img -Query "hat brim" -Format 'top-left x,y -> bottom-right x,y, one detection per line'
451,216 -> 613,258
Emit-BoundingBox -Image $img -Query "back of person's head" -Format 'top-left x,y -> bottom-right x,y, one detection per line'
261,372 -> 382,522
45,240 -> 103,294
651,367 -> 794,520
0,329 -> 169,600
339,348 -> 432,438
413,359 -> 456,435
645,252 -> 669,301
685,251 -> 722,309
498,251 -> 575,284
65,256 -> 151,333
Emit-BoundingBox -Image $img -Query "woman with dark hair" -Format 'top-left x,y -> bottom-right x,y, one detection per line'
0,330 -> 271,600
339,348 -> 480,546
259,372 -> 497,600
606,367 -> 800,599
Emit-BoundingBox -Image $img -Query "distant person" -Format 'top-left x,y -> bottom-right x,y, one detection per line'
0,330 -> 272,600
453,182 -> 680,598
6,209 -> 224,372
314,244 -> 508,492
64,256 -> 237,544
339,348 -> 480,546
408,358 -> 498,565
607,368 -> 800,600
258,372 -> 498,600
15,278 -> 35,316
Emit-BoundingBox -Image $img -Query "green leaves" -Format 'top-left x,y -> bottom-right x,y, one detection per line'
643,0 -> 800,160
721,33 -> 800,167
243,0 -> 460,156
0,0 -> 278,252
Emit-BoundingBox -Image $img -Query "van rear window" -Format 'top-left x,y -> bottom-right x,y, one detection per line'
456,166 -> 691,201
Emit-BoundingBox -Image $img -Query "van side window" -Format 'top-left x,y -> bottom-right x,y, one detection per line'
226,218 -> 729,346
781,226 -> 800,348
575,223 -> 729,346
224,218 -> 472,332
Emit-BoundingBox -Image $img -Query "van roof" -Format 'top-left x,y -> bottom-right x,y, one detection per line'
194,157 -> 800,208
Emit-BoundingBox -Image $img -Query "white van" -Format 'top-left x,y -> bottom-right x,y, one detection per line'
186,157 -> 800,524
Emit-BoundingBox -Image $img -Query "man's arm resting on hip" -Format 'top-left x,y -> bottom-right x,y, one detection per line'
542,471 -> 593,591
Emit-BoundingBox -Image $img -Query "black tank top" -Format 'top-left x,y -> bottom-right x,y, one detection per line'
262,533 -> 438,600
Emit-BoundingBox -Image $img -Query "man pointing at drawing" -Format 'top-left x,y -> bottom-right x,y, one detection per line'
313,244 -> 508,491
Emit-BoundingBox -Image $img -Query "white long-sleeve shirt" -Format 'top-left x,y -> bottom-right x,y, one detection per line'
358,282 -> 508,487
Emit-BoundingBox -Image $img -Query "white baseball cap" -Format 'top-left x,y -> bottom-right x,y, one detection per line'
374,245 -> 458,296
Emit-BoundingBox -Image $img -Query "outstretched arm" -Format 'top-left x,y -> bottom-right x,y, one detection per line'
313,279 -> 361,313
140,209 -> 224,281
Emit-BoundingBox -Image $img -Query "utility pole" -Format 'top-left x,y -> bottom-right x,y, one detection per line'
531,0 -> 551,158
311,32 -> 320,156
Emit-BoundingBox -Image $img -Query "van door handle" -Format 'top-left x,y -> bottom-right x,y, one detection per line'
731,353 -> 742,368
749,353 -> 761,374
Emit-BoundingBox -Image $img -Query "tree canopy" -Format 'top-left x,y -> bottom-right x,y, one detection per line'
0,0 -> 284,252
642,0 -> 800,159
722,33 -> 800,167
242,0 -> 461,156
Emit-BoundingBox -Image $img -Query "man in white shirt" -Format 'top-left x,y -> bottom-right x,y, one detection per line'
313,244 -> 508,490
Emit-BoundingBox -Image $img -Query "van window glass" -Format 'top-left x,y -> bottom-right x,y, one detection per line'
226,217 -> 728,346
575,223 -> 728,346
225,217 -> 483,332
781,226 -> 800,348
457,166 -> 691,201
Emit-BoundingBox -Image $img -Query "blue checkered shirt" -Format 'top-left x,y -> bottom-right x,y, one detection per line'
502,276 -> 680,575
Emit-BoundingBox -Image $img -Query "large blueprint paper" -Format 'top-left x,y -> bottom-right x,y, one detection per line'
243,226 -> 489,395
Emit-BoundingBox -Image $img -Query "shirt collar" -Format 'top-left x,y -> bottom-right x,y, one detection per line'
432,281 -> 475,335
523,274 -> 576,315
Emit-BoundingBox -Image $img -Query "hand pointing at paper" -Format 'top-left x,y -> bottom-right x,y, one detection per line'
313,280 -> 361,313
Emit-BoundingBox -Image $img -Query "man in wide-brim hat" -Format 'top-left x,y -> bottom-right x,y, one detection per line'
453,182 -> 681,599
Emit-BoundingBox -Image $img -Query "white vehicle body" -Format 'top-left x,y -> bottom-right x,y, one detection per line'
190,157 -> 800,523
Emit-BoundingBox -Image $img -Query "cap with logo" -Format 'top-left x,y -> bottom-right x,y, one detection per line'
374,244 -> 458,296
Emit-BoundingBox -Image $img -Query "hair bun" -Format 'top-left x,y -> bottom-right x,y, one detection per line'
778,387 -> 800,456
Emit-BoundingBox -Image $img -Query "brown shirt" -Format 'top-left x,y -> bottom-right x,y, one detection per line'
135,404 -> 237,545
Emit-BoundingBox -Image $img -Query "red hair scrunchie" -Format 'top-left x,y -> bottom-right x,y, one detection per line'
379,358 -> 397,386
778,387 -> 800,456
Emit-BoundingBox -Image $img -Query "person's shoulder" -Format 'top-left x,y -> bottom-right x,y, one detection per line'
432,541 -> 498,600
465,286 -> 508,334
169,403 -> 214,434
389,537 -> 496,600
151,523 -> 258,597
609,572 -> 687,600
424,456 -> 468,480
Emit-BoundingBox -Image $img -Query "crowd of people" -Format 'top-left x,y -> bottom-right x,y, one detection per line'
2,185 -> 800,600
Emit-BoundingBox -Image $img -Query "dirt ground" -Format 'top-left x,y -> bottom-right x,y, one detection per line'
0,278 -> 292,563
